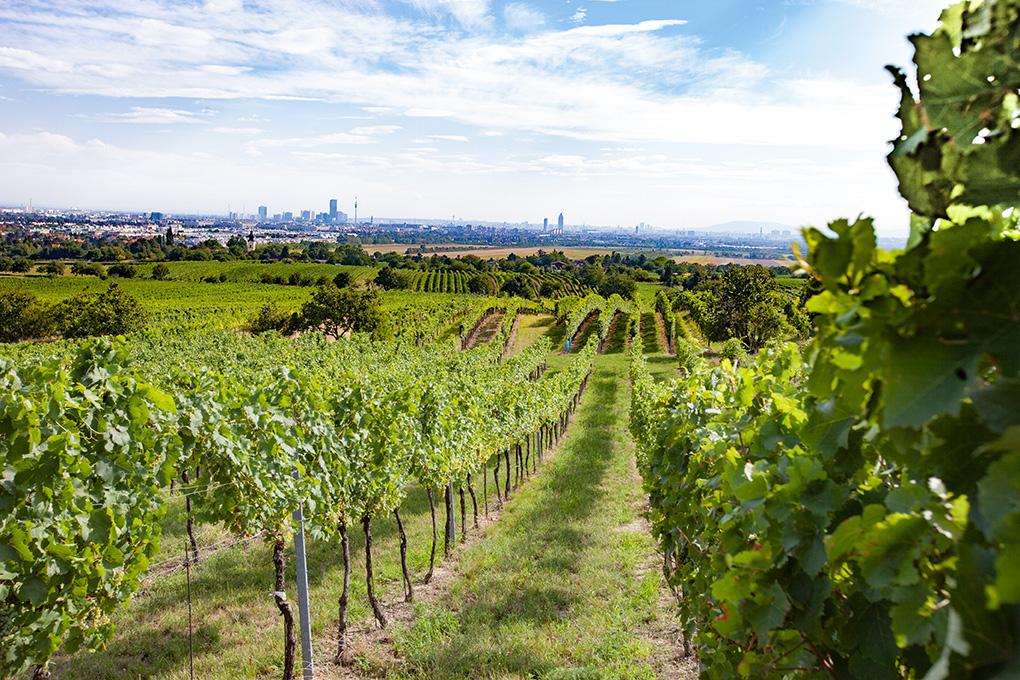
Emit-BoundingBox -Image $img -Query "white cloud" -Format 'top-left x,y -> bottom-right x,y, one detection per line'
95,107 -> 206,124
503,3 -> 545,32
0,47 -> 71,72
0,0 -> 914,230
570,8 -> 588,24
404,0 -> 491,28
429,134 -> 470,142
209,126 -> 264,134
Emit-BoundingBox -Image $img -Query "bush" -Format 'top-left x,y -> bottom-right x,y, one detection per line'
107,263 -> 136,278
245,303 -> 295,335
151,263 -> 171,280
71,262 -> 107,278
0,290 -> 53,342
332,271 -> 351,288
719,337 -> 747,365
11,257 -> 32,273
0,256 -> 13,272
57,284 -> 147,338
40,262 -> 66,278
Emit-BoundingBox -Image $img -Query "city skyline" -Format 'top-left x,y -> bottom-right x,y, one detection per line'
0,0 -> 948,235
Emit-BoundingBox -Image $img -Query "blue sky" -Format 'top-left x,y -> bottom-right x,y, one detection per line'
0,0 -> 947,233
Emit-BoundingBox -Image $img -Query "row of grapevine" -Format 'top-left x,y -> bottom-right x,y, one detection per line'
654,290 -> 675,354
629,4 -> 1020,677
559,293 -> 628,348
0,326 -> 598,677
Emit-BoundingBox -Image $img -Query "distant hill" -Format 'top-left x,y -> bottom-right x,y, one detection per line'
699,220 -> 795,233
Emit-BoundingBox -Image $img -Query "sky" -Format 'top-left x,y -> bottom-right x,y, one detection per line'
0,0 -> 949,234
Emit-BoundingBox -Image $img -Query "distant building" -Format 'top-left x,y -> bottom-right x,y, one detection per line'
557,213 -> 564,230
543,217 -> 548,230
258,206 -> 268,220
283,212 -> 293,221
329,199 -> 338,222
149,212 -> 164,222
301,210 -> 311,221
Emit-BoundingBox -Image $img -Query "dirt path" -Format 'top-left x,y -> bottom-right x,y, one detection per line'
653,311 -> 673,355
463,310 -> 503,349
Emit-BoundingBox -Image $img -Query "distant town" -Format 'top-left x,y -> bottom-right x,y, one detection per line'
0,197 -> 828,263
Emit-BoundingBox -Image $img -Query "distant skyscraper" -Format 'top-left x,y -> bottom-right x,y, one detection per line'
258,206 -> 267,220
543,217 -> 548,230
329,199 -> 338,221
301,210 -> 311,221
149,212 -> 163,222
283,211 -> 293,221
557,213 -> 564,230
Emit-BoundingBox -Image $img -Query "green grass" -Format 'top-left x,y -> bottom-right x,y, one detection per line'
0,276 -> 314,333
391,353 -> 670,679
47,458 -> 512,679
640,312 -> 661,354
513,313 -> 556,355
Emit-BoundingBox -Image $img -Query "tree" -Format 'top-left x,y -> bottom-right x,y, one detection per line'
500,275 -> 535,299
468,274 -> 496,295
598,272 -> 636,299
57,284 -> 147,338
709,266 -> 786,349
332,271 -> 352,288
374,265 -> 405,290
11,257 -> 32,273
539,280 -> 563,298
108,263 -> 136,278
245,303 -> 296,335
579,262 -> 604,289
0,291 -> 52,342
296,284 -> 384,339
152,263 -> 171,280
40,262 -> 67,278
165,226 -> 174,246
71,262 -> 107,278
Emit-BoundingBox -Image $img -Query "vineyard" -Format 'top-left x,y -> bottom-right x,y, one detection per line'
1,2 -> 1019,679
397,268 -> 586,296
629,3 -> 1020,678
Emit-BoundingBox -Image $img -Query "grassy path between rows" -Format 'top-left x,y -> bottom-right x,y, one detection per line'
388,352 -> 686,679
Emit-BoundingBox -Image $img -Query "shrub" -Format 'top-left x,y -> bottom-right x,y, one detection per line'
40,262 -> 67,278
244,303 -> 294,335
332,271 -> 351,288
719,337 -> 747,365
107,263 -> 136,278
71,262 -> 107,278
151,263 -> 171,280
0,290 -> 53,342
57,284 -> 147,338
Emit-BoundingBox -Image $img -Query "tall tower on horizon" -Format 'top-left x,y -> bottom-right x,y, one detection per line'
557,213 -> 564,231
329,198 -> 338,222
